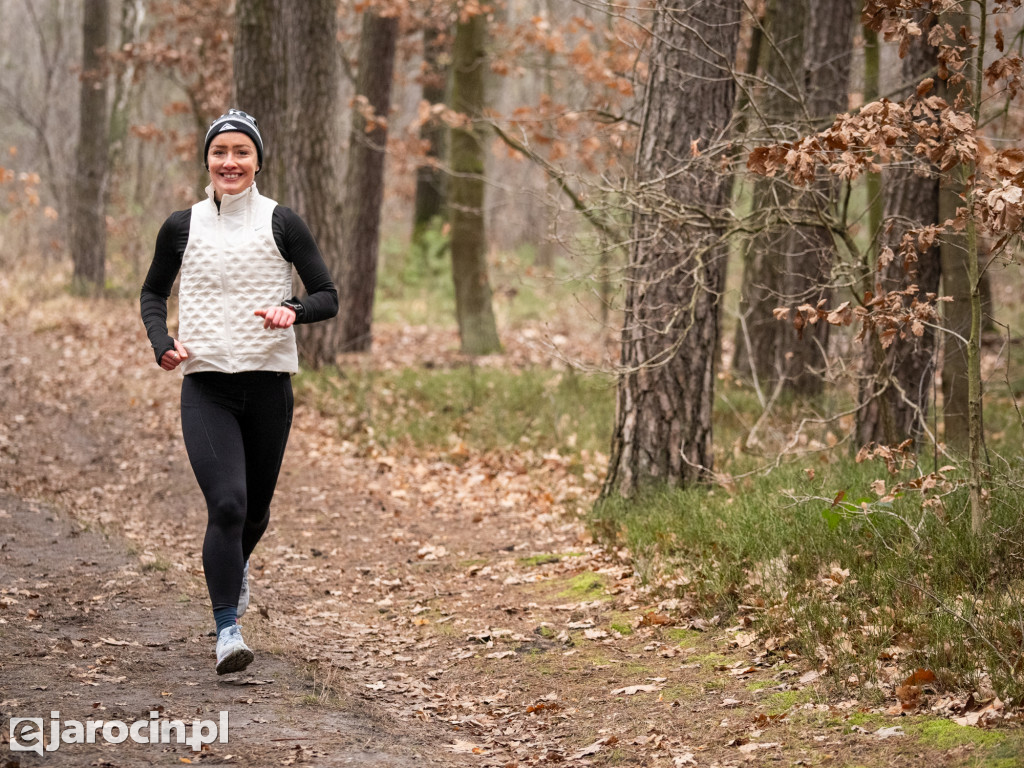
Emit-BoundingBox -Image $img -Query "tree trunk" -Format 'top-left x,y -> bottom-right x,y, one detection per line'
339,10 -> 399,352
733,0 -> 852,399
71,0 -> 110,293
108,0 -> 143,179
448,9 -> 501,356
733,0 -> 807,391
602,0 -> 741,497
233,0 -> 288,203
938,8 -> 972,456
411,21 -> 448,250
856,10 -> 941,448
281,0 -> 347,367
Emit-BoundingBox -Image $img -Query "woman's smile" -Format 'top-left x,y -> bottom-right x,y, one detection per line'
207,132 -> 258,200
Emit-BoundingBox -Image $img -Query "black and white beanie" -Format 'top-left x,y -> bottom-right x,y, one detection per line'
204,109 -> 264,169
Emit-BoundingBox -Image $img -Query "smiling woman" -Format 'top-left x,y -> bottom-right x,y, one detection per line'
139,108 -> 339,676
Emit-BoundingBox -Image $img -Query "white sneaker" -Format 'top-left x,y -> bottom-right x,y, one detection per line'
215,624 -> 254,675
237,560 -> 250,618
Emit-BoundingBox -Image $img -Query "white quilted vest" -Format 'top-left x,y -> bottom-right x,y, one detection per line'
177,184 -> 298,374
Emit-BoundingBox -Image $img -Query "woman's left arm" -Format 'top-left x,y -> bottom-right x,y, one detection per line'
272,206 -> 339,324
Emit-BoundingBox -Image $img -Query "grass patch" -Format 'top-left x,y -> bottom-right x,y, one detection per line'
760,688 -> 813,715
519,553 -> 564,567
609,618 -> 634,636
664,628 -> 701,647
903,718 -> 1009,750
591,446 -> 1024,702
557,572 -> 609,600
295,364 -> 614,461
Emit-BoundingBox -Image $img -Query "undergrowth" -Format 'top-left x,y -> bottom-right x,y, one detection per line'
592,457 -> 1024,704
295,363 -> 615,461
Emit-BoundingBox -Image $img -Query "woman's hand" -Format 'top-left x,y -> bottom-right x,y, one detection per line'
254,305 -> 297,330
159,339 -> 189,371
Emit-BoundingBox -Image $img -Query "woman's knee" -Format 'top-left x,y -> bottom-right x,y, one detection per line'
207,489 -> 247,530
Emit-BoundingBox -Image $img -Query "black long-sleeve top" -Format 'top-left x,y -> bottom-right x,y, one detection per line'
140,206 -> 339,364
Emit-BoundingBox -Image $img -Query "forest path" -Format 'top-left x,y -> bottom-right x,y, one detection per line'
1,288 -> 1016,767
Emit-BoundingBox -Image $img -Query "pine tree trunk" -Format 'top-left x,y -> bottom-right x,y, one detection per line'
938,7 -> 972,456
71,0 -> 110,294
603,0 -> 741,497
339,10 -> 399,352
856,11 -> 941,448
282,0 -> 347,367
733,0 -> 852,398
233,0 -> 288,203
411,22 -> 448,249
448,10 -> 501,356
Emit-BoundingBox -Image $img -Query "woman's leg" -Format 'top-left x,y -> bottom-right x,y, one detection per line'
238,373 -> 293,562
180,374 -> 248,633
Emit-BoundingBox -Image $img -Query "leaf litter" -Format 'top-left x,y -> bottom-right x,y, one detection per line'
1,287 -> 1023,766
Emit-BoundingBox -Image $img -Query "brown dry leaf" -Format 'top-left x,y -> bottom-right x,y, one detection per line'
611,683 -> 662,696
733,631 -> 757,649
639,612 -> 672,627
449,739 -> 486,754
739,742 -> 781,753
571,735 -> 617,759
902,668 -> 937,687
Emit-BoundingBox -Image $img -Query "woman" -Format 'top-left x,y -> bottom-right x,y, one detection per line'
140,109 -> 338,675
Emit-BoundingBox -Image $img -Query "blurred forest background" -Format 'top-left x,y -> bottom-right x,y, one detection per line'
7,0 -> 1024,701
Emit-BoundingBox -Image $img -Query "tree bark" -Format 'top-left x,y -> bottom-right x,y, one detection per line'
733,0 -> 853,398
233,0 -> 288,203
733,0 -> 809,394
71,0 -> 110,293
448,9 -> 501,355
339,9 -> 399,352
280,0 -> 347,367
938,8 -> 972,456
603,0 -> 741,497
411,20 -> 448,250
856,10 -> 941,448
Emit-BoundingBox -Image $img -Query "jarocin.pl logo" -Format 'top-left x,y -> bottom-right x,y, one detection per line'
8,710 -> 229,755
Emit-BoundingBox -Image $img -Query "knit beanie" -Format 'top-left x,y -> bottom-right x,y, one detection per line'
204,109 -> 263,170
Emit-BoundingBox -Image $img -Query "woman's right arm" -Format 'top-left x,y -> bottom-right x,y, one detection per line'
140,210 -> 190,365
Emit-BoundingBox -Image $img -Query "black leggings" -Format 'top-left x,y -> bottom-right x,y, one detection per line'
181,371 -> 293,615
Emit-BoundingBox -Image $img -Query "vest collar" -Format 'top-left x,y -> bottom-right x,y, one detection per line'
205,182 -> 260,214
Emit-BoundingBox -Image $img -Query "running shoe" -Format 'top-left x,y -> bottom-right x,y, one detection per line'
237,560 -> 250,618
215,624 -> 254,675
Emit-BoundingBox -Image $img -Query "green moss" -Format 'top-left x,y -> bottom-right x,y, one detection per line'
843,711 -> 888,729
661,684 -> 698,701
519,553 -> 563,567
745,680 -> 774,692
610,622 -> 633,636
557,572 -> 609,600
760,688 -> 812,715
904,718 -> 1007,750
664,628 -> 701,647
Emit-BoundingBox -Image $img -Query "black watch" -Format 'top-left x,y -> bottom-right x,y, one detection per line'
281,299 -> 304,322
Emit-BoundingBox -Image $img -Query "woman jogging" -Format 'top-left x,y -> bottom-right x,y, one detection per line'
140,109 -> 338,675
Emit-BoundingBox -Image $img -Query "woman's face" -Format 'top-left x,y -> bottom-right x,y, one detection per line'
207,132 -> 258,200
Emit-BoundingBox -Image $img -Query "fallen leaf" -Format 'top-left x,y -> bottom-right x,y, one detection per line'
874,726 -> 905,739
611,684 -> 662,696
739,742 -> 781,753
734,631 -> 757,648
798,669 -> 821,684
449,740 -> 485,754
570,735 -> 617,759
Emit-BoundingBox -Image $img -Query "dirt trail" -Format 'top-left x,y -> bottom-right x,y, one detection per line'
0,492 -> 437,767
2,288 -> 1021,767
